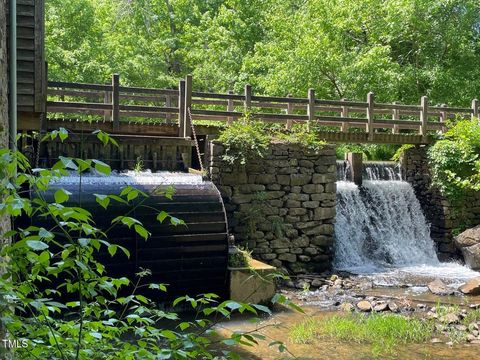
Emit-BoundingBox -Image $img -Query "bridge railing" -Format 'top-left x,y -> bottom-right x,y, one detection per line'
47,74 -> 479,142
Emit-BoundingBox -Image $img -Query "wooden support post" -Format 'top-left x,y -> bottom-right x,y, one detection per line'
227,90 -> 234,126
347,152 -> 363,186
286,94 -> 293,130
112,74 -> 120,131
367,92 -> 375,141
307,88 -> 315,131
341,98 -> 349,132
184,75 -> 193,138
244,84 -> 252,115
472,99 -> 479,120
440,104 -> 447,133
104,90 -> 112,122
420,96 -> 428,138
165,94 -> 172,124
178,79 -> 186,137
392,101 -> 400,134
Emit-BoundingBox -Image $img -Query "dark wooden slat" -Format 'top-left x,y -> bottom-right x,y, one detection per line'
47,101 -> 111,110
251,95 -> 308,104
119,86 -> 178,96
192,91 -> 244,101
48,81 -> 112,91
119,105 -> 178,113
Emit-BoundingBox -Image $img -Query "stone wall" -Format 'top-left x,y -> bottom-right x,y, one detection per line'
208,141 -> 336,274
402,146 -> 480,260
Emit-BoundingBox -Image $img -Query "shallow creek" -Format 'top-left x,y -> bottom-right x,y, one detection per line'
215,282 -> 480,360
216,304 -> 480,360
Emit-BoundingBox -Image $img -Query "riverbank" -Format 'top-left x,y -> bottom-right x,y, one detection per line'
216,271 -> 480,359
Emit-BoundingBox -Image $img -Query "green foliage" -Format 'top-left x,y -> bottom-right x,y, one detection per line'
391,144 -> 415,162
228,247 -> 253,268
0,130 -> 296,359
336,143 -> 400,160
428,118 -> 480,202
276,124 -> 327,152
46,0 -> 480,106
290,313 -> 433,357
218,115 -> 270,165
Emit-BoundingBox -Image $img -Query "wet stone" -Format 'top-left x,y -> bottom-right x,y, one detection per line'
357,300 -> 372,312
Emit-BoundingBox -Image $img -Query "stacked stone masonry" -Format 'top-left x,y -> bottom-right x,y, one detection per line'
402,146 -> 480,261
208,141 -> 336,274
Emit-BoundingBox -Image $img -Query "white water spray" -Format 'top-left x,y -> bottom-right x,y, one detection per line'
334,179 -> 479,284
334,180 -> 438,271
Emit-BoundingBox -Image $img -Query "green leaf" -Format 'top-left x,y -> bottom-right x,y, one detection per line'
38,251 -> 50,264
26,240 -> 49,251
156,211 -> 168,223
54,188 -> 71,204
58,127 -> 68,142
38,228 -> 54,239
252,304 -> 272,315
93,159 -> 111,175
108,244 -> 118,257
134,225 -> 150,240
179,322 -> 190,331
94,194 -> 110,209
76,158 -> 92,172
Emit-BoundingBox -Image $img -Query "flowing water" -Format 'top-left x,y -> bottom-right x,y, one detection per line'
334,163 -> 479,288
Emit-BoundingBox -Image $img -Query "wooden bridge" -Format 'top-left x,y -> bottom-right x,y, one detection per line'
19,73 -> 479,145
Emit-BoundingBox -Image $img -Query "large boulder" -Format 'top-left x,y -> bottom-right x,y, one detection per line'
454,225 -> 480,270
459,277 -> 480,296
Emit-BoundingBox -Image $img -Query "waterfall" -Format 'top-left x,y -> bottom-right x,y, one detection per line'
334,180 -> 439,272
363,162 -> 402,181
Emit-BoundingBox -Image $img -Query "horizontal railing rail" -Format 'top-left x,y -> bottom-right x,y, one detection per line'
46,74 -> 479,143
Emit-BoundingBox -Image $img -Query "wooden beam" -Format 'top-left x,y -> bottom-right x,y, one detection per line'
472,99 -> 479,119
178,79 -> 185,137
112,74 -> 120,131
184,75 -> 192,138
420,96 -> 428,137
286,94 -> 293,130
367,92 -> 375,141
307,88 -> 315,131
392,101 -> 400,134
227,90 -> 234,126
244,84 -> 252,114
340,98 -> 349,132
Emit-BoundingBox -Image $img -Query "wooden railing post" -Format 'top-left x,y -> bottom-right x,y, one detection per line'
227,90 -> 234,126
392,101 -> 399,134
472,99 -> 479,120
165,94 -> 172,124
420,96 -> 428,138
112,73 -> 120,131
244,84 -> 252,116
178,79 -> 186,137
341,98 -> 349,133
367,92 -> 375,141
307,88 -> 315,131
104,90 -> 112,122
286,94 -> 293,130
440,104 -> 447,133
184,75 -> 193,138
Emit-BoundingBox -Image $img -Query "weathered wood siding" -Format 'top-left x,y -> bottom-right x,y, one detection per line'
7,0 -> 45,114
0,0 -> 8,147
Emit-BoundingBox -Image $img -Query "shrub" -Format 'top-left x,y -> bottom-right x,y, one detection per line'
0,130 -> 294,359
428,118 -> 480,202
218,115 -> 269,165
